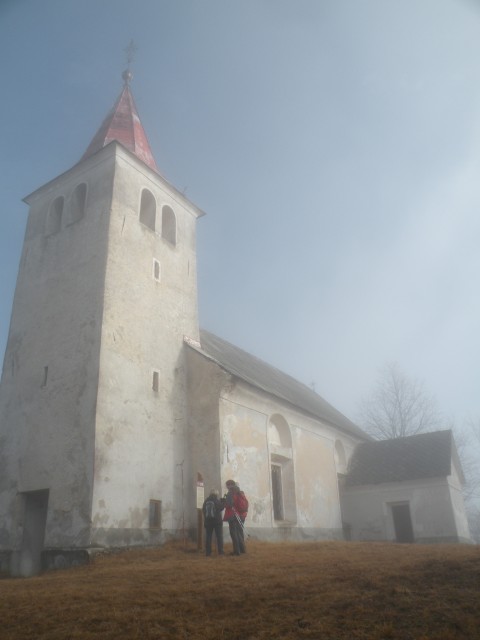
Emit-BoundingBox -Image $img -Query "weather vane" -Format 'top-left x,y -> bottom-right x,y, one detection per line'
123,40 -> 138,85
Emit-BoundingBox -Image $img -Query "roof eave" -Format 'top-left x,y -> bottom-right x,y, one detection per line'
184,337 -> 368,440
23,141 -> 207,218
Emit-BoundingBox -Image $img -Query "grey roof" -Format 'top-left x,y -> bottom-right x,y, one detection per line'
345,430 -> 456,486
188,329 -> 367,440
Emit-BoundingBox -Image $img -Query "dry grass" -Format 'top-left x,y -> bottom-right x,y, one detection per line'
0,540 -> 479,639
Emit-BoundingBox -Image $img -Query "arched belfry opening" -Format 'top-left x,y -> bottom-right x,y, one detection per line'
162,205 -> 176,245
70,183 -> 87,224
268,414 -> 297,523
46,196 -> 64,235
139,189 -> 156,231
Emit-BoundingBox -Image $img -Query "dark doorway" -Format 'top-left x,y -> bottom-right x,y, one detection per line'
20,489 -> 49,576
391,503 -> 414,543
271,464 -> 284,521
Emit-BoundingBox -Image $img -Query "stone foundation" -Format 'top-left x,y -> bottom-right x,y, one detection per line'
0,550 -> 12,574
42,548 -> 101,571
243,526 -> 345,543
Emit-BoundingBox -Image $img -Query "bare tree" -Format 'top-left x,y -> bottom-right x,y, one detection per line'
468,417 -> 480,446
358,362 -> 442,440
467,508 -> 480,543
359,365 -> 480,539
451,425 -> 480,501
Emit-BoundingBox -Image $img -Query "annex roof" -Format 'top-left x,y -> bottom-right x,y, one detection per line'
187,329 -> 368,440
81,70 -> 158,172
345,430 -> 459,486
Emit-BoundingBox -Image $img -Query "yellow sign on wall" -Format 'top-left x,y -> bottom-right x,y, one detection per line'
196,480 -> 204,509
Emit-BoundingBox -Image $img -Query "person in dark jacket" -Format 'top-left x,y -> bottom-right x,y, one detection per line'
223,480 -> 248,555
202,489 -> 225,556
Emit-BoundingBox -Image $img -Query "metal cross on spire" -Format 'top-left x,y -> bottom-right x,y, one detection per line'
125,39 -> 138,67
122,39 -> 138,85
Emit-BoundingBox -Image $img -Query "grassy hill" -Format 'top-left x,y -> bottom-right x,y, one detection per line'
1,540 -> 479,639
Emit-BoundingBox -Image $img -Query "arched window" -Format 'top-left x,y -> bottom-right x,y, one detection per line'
139,189 -> 156,232
70,183 -> 87,224
46,196 -> 64,235
268,423 -> 282,447
269,415 -> 292,449
162,205 -> 176,245
268,414 -> 296,523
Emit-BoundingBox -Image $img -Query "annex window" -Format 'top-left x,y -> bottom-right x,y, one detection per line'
70,183 -> 87,224
149,500 -> 162,529
152,370 -> 159,392
46,196 -> 64,235
161,205 -> 176,245
153,259 -> 161,282
139,189 -> 156,232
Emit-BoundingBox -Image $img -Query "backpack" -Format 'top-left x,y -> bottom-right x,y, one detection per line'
236,492 -> 249,514
204,499 -> 216,521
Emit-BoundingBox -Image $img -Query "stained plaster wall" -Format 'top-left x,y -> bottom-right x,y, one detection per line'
91,147 -> 201,546
341,474 -> 471,543
0,148 -> 115,560
184,350 -> 231,528
447,460 -> 471,541
184,346 -> 230,530
218,380 -> 362,541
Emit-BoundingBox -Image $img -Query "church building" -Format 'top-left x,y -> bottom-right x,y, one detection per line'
0,72 -> 471,576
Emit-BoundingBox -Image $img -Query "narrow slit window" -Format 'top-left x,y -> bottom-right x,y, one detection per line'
152,370 -> 159,392
153,259 -> 161,282
42,366 -> 49,388
149,500 -> 162,529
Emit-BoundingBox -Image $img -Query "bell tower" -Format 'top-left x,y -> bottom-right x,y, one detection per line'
0,70 -> 204,575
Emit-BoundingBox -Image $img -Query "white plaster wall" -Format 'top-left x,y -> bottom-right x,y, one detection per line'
91,148 -> 201,545
0,148 -> 115,549
341,477 -> 465,542
293,424 -> 341,529
221,392 -> 271,525
218,380 -> 363,537
447,462 -> 471,541
185,348 -> 230,527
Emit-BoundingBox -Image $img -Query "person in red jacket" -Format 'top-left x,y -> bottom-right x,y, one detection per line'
223,480 -> 248,555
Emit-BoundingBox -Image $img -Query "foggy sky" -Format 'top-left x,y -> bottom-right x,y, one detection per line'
1,0 -> 479,428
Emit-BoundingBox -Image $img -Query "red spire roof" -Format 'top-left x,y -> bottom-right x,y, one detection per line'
81,71 -> 158,172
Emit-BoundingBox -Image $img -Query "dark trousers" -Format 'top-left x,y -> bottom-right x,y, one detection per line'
205,521 -> 224,556
228,518 -> 246,555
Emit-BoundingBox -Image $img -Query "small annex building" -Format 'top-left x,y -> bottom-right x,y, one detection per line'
341,431 -> 471,543
0,73 -> 471,576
